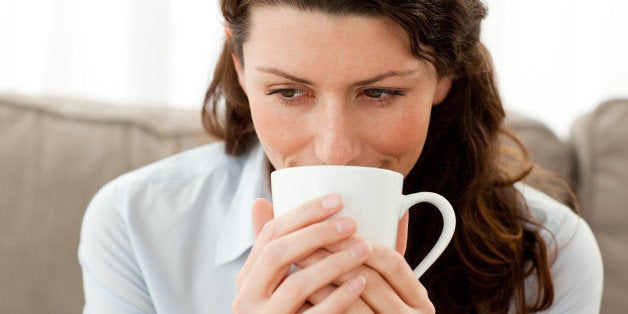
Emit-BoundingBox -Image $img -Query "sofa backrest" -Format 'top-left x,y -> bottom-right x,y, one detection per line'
570,99 -> 628,313
504,111 -> 575,204
0,94 -> 213,314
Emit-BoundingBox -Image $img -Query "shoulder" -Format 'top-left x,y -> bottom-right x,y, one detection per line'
99,142 -> 254,206
115,142 -> 245,189
517,184 -> 581,247
517,184 -> 604,312
81,141 -> 258,237
516,184 -> 595,257
79,141 -> 266,311
81,140 -> 237,225
79,142 -> 261,312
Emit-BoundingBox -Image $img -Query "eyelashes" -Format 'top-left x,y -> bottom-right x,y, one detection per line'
264,88 -> 307,107
363,88 -> 405,99
264,88 -> 306,98
265,88 -> 406,107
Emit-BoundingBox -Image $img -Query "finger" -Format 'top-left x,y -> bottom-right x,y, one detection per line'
298,247 -> 404,311
257,193 -> 344,243
252,198 -> 274,238
295,237 -> 360,269
237,194 -> 343,290
396,211 -> 409,254
249,193 -> 344,266
361,243 -> 431,309
297,302 -> 313,314
236,198 -> 274,292
304,276 -> 367,314
299,240 -> 431,311
267,242 -> 373,313
239,216 -> 359,302
307,285 -> 373,313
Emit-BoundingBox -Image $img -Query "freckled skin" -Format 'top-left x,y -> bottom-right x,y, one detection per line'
233,6 -> 451,179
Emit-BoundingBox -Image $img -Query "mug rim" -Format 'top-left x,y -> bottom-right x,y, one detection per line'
271,165 -> 403,178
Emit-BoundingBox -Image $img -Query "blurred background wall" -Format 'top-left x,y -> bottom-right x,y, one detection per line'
1,0 -> 627,138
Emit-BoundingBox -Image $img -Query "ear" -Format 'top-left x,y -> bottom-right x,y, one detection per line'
433,76 -> 452,105
225,27 -> 247,93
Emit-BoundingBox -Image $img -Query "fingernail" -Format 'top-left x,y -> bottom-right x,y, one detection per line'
335,216 -> 356,234
322,193 -> 342,210
349,241 -> 372,258
346,275 -> 366,293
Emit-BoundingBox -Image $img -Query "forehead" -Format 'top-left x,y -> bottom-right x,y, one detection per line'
242,6 -> 426,78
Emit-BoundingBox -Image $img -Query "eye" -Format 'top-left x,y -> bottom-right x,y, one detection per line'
363,89 -> 405,99
360,88 -> 406,107
363,89 -> 388,99
266,88 -> 306,98
265,88 -> 310,106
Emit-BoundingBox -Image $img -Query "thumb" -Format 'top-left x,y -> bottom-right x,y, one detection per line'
252,198 -> 274,238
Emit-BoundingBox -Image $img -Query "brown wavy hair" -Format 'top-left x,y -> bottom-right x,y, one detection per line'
203,0 -> 558,312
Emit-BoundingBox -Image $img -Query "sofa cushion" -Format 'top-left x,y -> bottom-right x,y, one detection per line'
570,99 -> 628,313
0,94 -> 212,314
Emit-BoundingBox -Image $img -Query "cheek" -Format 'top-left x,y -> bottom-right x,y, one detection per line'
374,106 -> 431,173
395,112 -> 429,148
249,100 -> 273,140
249,98 -> 307,168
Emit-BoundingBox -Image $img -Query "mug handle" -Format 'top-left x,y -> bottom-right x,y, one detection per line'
400,192 -> 456,279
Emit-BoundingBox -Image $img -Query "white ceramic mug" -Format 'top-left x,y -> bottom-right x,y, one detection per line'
271,165 -> 456,279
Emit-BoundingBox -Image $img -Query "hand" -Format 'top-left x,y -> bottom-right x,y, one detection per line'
297,226 -> 435,313
232,194 -> 374,313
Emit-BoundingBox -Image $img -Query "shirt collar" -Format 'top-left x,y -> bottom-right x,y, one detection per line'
214,142 -> 271,265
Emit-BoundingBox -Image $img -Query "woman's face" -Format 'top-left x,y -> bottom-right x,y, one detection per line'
234,6 -> 451,176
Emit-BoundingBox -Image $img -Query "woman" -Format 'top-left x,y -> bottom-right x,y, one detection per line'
79,0 -> 603,313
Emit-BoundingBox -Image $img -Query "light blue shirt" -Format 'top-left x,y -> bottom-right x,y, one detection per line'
78,141 -> 603,313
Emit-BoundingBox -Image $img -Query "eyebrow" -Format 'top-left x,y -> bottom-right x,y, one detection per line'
255,66 -> 417,87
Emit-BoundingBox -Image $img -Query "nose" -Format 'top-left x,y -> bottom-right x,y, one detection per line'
313,101 -> 361,165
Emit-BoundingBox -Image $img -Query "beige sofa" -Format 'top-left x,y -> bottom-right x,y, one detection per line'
1,94 -> 626,313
